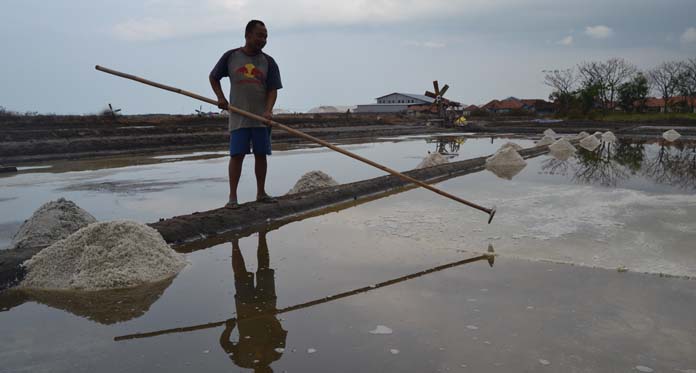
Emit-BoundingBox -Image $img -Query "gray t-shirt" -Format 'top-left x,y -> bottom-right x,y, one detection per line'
210,48 -> 282,131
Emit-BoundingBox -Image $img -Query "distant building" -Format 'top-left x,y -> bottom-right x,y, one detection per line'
642,96 -> 696,113
355,93 -> 434,113
462,105 -> 479,116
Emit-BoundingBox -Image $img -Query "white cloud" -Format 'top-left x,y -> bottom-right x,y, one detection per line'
557,35 -> 573,46
111,0 -> 542,42
403,40 -> 446,48
681,27 -> 696,44
584,25 -> 613,39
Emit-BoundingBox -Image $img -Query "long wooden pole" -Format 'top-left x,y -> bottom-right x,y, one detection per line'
95,65 -> 496,223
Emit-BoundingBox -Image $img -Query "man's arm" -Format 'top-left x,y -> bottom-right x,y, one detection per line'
209,76 -> 229,110
263,89 -> 277,120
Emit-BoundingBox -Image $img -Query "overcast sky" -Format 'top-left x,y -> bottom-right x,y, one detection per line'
1,0 -> 695,114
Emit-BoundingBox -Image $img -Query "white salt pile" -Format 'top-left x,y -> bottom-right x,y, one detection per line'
287,170 -> 339,194
20,220 -> 186,291
579,134 -> 601,151
543,129 -> 557,138
416,152 -> 449,169
548,138 -> 577,160
499,142 -> 523,152
575,131 -> 590,140
663,129 -> 681,142
536,135 -> 555,146
485,147 -> 527,180
10,198 -> 96,250
592,131 -> 603,138
601,131 -> 617,143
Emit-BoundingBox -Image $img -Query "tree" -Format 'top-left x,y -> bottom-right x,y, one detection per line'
578,58 -> 637,111
618,72 -> 649,112
648,61 -> 683,113
677,58 -> 696,112
543,68 -> 577,95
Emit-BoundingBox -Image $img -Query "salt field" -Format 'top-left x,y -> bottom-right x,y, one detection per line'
1,134 -> 696,372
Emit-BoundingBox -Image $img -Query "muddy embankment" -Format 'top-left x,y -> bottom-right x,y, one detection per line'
0,114 -> 441,164
0,144 -> 551,289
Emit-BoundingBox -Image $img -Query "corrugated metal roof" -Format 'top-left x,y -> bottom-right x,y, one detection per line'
375,92 -> 435,103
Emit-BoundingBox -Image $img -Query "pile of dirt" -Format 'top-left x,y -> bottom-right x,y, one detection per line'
601,131 -> 617,143
536,135 -> 555,146
416,153 -> 449,169
663,129 -> 681,142
20,220 -> 186,291
549,138 -> 577,160
579,134 -> 601,151
287,170 -> 339,194
10,198 -> 96,251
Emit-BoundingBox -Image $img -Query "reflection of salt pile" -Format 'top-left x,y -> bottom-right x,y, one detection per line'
20,221 -> 186,291
536,135 -> 555,146
663,129 -> 681,142
416,153 -> 449,169
575,131 -> 590,140
579,134 -> 601,151
287,170 -> 339,194
601,131 -> 617,143
485,147 -> 527,180
543,129 -> 557,138
548,138 -> 577,160
10,198 -> 96,250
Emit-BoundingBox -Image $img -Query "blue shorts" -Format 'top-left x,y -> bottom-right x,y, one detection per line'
229,127 -> 272,157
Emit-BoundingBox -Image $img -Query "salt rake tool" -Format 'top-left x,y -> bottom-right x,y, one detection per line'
114,249 -> 495,342
95,65 -> 496,223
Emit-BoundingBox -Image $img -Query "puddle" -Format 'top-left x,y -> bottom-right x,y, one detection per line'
1,134 -> 695,371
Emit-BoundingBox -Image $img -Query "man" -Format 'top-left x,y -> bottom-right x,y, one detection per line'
210,20 -> 282,209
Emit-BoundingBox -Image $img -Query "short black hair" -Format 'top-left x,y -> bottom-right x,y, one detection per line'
245,20 -> 265,36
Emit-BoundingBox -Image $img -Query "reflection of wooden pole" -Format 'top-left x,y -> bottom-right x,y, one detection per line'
95,65 -> 496,224
114,252 -> 495,341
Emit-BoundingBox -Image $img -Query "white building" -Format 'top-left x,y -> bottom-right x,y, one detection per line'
355,93 -> 434,113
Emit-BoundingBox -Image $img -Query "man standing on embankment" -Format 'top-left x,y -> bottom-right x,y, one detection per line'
209,19 -> 282,209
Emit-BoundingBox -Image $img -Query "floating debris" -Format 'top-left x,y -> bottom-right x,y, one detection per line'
579,135 -> 601,151
466,325 -> 479,330
10,198 -> 96,251
287,170 -> 339,194
601,131 -> 617,143
307,348 -> 317,354
536,135 -> 555,146
416,153 -> 449,169
635,365 -> 654,372
369,325 -> 394,335
549,138 -> 577,160
20,220 -> 186,291
663,129 -> 681,142
539,359 -> 551,366
390,349 -> 400,355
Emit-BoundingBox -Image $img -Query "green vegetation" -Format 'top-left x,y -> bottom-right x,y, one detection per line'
597,112 -> 696,122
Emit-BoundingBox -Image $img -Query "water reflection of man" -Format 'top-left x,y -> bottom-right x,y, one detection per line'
220,231 -> 287,372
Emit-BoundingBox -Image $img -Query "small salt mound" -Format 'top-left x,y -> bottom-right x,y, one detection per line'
11,198 -> 96,251
575,131 -> 590,140
416,153 -> 449,169
549,138 -> 577,160
592,131 -> 603,138
536,135 -> 555,146
486,162 -> 527,180
543,129 -> 557,138
20,220 -> 186,291
486,147 -> 527,179
499,142 -> 523,152
287,170 -> 339,194
601,131 -> 617,143
579,134 -> 601,151
663,129 -> 681,142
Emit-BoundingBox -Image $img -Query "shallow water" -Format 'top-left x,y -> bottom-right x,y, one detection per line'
1,134 -> 695,372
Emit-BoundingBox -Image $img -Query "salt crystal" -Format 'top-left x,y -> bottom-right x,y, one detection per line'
663,129 -> 681,142
536,135 -> 555,146
307,348 -> 317,354
416,153 -> 449,169
579,135 -> 600,151
287,170 -> 338,194
549,138 -> 577,160
390,349 -> 400,354
539,359 -> 551,366
369,325 -> 393,335
601,131 -> 617,143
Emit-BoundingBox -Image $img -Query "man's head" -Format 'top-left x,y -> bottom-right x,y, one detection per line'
244,20 -> 267,53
